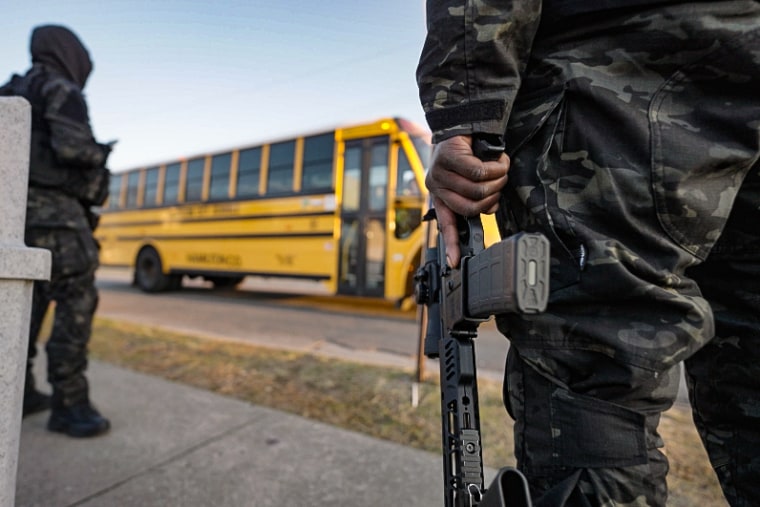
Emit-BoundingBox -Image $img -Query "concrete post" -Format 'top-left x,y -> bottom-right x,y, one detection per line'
0,97 -> 51,506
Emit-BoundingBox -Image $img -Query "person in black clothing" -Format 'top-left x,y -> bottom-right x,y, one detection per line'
2,25 -> 112,436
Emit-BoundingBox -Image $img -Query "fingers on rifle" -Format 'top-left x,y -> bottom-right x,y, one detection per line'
433,200 -> 461,268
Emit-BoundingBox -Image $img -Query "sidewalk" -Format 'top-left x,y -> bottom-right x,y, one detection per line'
17,360 -> 493,507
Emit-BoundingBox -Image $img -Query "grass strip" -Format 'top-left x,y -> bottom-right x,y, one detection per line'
89,317 -> 726,506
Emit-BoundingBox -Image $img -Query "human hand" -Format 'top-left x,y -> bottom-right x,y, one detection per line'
425,135 -> 509,267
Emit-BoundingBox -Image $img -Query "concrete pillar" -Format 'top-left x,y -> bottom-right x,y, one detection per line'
0,97 -> 51,507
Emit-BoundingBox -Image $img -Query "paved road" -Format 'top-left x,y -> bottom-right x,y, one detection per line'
94,267 -> 510,380
95,267 -> 689,404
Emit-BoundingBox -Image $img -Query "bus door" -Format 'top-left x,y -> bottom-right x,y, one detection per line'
338,137 -> 389,297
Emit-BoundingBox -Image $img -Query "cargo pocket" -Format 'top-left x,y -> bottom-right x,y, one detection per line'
517,360 -> 648,474
551,389 -> 647,469
55,228 -> 99,278
505,88 -> 584,291
650,28 -> 760,260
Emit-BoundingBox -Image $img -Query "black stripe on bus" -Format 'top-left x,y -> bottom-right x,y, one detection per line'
115,232 -> 334,241
98,210 -> 335,229
172,269 -> 330,282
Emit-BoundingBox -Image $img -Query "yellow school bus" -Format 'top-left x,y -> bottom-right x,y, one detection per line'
96,118 -> 436,304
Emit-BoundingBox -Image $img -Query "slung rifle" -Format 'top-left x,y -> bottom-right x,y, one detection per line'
414,138 -> 550,506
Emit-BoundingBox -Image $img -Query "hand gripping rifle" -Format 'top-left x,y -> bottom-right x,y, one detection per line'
414,139 -> 550,507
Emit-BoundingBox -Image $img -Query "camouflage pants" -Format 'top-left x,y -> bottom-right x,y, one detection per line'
26,188 -> 99,407
495,2 -> 760,506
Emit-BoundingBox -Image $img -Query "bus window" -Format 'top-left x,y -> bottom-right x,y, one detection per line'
106,173 -> 122,209
164,162 -> 181,205
342,146 -> 361,211
144,166 -> 160,207
302,133 -> 334,192
339,145 -> 362,291
339,220 -> 358,286
125,171 -> 140,209
396,149 -> 420,198
237,147 -> 261,198
267,140 -> 295,194
368,143 -> 388,212
185,157 -> 205,202
209,152 -> 232,201
366,142 -> 388,291
365,218 -> 385,290
394,147 -> 423,239
412,136 -> 431,170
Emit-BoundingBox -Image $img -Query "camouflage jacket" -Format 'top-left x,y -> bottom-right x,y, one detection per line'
416,0 -> 692,144
4,65 -> 109,189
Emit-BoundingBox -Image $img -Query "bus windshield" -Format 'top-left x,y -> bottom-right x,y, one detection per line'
412,136 -> 431,171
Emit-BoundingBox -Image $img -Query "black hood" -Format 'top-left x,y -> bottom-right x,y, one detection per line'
30,25 -> 92,88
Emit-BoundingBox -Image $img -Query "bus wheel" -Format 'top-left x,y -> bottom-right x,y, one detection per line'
135,247 -> 171,293
207,276 -> 244,290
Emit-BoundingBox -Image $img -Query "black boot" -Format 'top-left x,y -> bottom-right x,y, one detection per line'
23,390 -> 51,418
48,401 -> 111,438
23,368 -> 51,418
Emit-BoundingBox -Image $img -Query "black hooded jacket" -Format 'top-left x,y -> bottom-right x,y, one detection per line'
2,25 -> 108,189
31,24 -> 93,89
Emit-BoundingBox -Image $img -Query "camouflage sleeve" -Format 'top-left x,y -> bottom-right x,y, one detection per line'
42,78 -> 108,169
416,0 -> 542,143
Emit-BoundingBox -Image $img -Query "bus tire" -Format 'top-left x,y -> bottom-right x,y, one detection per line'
135,247 -> 171,293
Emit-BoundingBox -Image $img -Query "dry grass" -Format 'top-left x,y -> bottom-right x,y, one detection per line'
88,317 -> 727,506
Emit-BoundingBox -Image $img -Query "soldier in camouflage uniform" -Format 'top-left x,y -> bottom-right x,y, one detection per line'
418,1 -> 760,505
2,25 -> 112,437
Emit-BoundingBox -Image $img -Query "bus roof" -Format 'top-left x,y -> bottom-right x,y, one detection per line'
116,117 -> 431,173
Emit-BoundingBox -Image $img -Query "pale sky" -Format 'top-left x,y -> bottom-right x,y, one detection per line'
2,1 -> 430,172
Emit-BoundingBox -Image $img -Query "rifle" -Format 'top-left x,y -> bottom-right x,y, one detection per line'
414,139 -> 550,507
